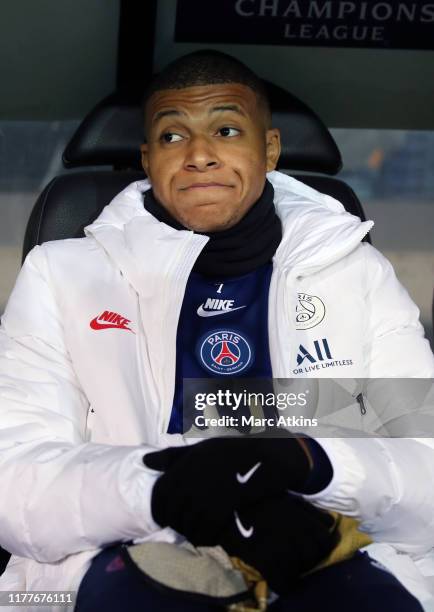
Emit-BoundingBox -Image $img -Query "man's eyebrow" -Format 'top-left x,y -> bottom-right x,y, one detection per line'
152,109 -> 185,125
209,104 -> 246,117
152,104 -> 247,125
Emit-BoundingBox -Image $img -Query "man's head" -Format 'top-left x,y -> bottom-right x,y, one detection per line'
140,51 -> 280,232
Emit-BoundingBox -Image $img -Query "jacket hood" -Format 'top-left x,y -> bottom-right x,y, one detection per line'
84,170 -> 373,276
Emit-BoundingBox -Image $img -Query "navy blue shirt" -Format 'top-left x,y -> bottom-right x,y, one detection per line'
168,263 -> 273,434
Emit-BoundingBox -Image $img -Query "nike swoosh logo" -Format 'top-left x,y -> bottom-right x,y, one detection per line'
197,305 -> 246,317
90,318 -> 132,332
236,461 -> 262,484
234,512 -> 254,539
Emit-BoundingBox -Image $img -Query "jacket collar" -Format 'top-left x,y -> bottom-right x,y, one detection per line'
269,171 -> 373,274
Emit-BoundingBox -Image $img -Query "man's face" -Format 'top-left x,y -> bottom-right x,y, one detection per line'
141,83 -> 280,232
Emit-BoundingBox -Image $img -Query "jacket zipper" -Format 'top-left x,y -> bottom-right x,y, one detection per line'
356,392 -> 367,415
159,234 -> 209,434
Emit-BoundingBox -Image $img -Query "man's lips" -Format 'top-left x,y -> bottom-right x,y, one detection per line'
180,183 -> 233,190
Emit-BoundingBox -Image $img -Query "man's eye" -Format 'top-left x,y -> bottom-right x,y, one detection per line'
161,132 -> 183,143
218,127 -> 240,137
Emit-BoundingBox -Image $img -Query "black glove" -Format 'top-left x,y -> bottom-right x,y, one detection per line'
144,436 -> 313,544
219,493 -> 339,595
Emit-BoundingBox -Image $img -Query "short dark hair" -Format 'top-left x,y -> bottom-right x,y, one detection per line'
142,50 -> 271,136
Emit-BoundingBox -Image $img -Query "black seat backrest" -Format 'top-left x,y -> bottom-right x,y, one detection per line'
62,83 -> 342,175
23,172 -> 145,261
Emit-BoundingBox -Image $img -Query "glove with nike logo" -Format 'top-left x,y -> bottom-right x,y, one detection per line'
219,493 -> 339,595
143,435 -> 332,545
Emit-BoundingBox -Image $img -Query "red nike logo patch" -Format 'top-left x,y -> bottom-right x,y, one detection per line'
90,310 -> 134,333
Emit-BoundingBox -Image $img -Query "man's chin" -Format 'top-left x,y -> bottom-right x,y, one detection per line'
177,203 -> 241,233
182,215 -> 239,233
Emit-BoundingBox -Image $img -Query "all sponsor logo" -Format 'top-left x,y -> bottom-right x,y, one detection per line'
295,293 -> 325,330
198,330 -> 252,375
297,338 -> 332,365
293,338 -> 353,374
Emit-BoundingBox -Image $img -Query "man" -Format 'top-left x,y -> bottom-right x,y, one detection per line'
0,50 -> 433,611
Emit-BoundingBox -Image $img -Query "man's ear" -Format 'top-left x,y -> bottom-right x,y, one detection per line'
140,143 -> 149,176
265,128 -> 281,172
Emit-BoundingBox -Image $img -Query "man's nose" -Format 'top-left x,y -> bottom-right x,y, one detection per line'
184,136 -> 221,172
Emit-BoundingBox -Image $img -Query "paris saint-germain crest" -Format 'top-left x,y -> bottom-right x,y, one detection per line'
198,330 -> 252,375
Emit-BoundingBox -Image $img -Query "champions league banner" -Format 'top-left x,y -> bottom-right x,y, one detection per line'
182,378 -> 434,437
175,0 -> 434,50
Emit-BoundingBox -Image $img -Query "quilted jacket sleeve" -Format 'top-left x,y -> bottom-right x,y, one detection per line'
304,244 -> 434,554
0,246 -> 160,562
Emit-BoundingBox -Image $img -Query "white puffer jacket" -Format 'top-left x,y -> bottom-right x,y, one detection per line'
0,170 -> 433,611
